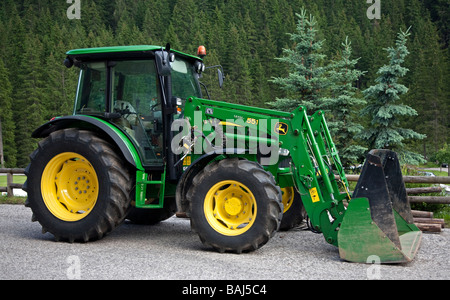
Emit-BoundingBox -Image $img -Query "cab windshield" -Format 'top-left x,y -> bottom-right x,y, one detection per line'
171,56 -> 202,106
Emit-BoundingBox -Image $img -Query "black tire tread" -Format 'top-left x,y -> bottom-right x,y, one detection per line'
187,158 -> 283,253
24,129 -> 132,243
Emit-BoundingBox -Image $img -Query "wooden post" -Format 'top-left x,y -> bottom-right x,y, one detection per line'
411,209 -> 446,233
406,186 -> 442,195
415,223 -> 442,233
408,196 -> 450,204
412,210 -> 434,218
403,176 -> 450,184
6,170 -> 13,197
341,174 -> 450,184
413,218 -> 445,228
0,118 -> 4,168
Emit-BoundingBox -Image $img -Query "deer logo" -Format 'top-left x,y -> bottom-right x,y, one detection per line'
274,122 -> 289,136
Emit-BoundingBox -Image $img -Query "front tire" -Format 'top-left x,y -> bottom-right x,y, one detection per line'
188,158 -> 283,253
24,129 -> 132,243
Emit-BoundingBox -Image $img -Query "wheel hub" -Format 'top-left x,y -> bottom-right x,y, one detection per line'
224,197 -> 243,216
66,172 -> 96,205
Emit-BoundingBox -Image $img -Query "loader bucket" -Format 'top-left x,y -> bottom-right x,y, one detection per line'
338,150 -> 422,264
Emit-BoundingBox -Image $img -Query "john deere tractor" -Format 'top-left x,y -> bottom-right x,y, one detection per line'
24,45 -> 422,263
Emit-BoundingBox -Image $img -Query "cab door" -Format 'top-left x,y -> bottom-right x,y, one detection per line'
110,59 -> 165,168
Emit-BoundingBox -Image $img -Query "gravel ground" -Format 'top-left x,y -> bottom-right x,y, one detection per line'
0,204 -> 449,280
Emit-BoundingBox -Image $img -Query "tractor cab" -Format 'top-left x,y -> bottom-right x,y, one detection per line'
66,45 -> 203,169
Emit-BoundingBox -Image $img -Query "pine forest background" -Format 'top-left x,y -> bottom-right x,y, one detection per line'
0,0 -> 448,168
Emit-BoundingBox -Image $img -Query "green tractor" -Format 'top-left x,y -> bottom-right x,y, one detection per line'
24,45 -> 422,263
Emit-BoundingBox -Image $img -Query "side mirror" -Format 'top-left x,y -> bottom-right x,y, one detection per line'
205,65 -> 225,89
155,46 -> 174,76
63,57 -> 73,68
218,68 -> 224,88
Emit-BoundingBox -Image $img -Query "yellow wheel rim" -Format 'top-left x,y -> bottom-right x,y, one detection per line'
41,152 -> 99,222
204,180 -> 257,236
281,187 -> 294,214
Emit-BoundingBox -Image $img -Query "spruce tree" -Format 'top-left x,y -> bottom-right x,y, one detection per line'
14,34 -> 45,167
222,24 -> 253,105
171,0 -> 198,48
321,37 -> 367,165
358,28 -> 426,164
406,15 -> 448,157
269,8 -> 329,112
0,59 -> 17,167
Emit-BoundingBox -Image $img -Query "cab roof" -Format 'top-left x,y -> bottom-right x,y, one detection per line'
66,45 -> 202,61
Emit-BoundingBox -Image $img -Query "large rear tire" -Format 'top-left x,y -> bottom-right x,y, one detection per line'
24,129 -> 132,243
187,158 -> 283,253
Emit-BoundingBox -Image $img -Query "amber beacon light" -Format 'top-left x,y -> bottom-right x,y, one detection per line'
197,45 -> 206,59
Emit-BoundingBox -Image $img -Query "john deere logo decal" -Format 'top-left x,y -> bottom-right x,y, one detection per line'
275,122 -> 289,135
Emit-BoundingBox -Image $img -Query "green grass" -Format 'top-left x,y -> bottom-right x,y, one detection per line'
0,175 -> 27,204
428,170 -> 448,177
0,195 -> 26,205
435,207 -> 450,227
420,162 -> 440,168
0,175 -> 27,186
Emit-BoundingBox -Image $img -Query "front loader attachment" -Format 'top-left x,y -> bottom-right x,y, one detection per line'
338,150 -> 422,263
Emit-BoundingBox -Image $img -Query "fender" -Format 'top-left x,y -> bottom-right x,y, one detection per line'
32,115 -> 143,170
